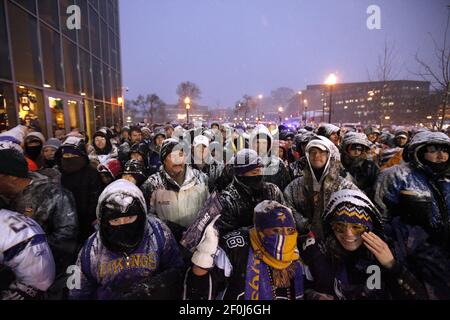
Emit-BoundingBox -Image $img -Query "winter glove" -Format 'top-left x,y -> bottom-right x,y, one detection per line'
191,215 -> 220,270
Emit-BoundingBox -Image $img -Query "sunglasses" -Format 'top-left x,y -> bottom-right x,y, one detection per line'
331,221 -> 369,235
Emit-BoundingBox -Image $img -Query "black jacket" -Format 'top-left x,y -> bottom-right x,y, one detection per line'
215,178 -> 284,236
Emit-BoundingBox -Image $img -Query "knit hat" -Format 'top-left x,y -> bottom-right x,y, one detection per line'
323,189 -> 383,232
160,138 -> 182,163
43,138 -> 61,151
0,148 -> 29,178
254,200 -> 296,231
25,132 -> 45,145
232,149 -> 264,176
0,125 -> 28,146
97,158 -> 122,179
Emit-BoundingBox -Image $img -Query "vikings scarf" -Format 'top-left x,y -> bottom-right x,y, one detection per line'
245,229 -> 303,300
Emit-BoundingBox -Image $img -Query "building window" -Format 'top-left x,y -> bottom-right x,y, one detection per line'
8,2 -> 42,86
79,49 -> 93,97
60,0 -> 77,42
63,37 -> 80,94
105,102 -> 112,126
38,0 -> 59,29
92,57 -> 103,100
78,0 -> 90,50
100,20 -> 109,64
40,24 -> 64,91
0,1 -> 12,80
17,85 -> 47,134
14,0 -> 36,14
89,5 -> 101,58
103,64 -> 111,102
94,102 -> 105,129
0,82 -> 17,131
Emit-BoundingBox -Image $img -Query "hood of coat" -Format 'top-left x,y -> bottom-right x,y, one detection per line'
305,136 -> 341,192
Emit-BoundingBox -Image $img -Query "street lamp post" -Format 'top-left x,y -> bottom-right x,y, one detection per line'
278,106 -> 283,123
303,99 -> 308,126
184,97 -> 191,124
257,94 -> 263,121
325,73 -> 337,123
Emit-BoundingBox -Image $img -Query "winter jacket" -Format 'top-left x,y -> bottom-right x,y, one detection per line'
88,144 -> 119,166
301,231 -> 428,300
55,138 -> 103,244
0,209 -> 55,300
184,229 -> 304,300
215,178 -> 285,235
380,149 -> 403,171
249,125 -> 292,191
284,137 -> 359,237
191,158 -> 225,193
384,217 -> 450,299
373,131 -> 450,248
141,166 -> 209,240
68,183 -> 184,300
7,172 -> 78,273
341,154 -> 379,198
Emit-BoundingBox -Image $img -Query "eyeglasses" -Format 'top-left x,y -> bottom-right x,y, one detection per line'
331,221 -> 369,235
426,145 -> 449,154
349,144 -> 365,152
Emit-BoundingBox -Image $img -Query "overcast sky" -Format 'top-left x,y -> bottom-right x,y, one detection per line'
119,0 -> 449,108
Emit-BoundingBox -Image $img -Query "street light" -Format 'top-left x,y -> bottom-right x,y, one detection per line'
325,73 -> 337,123
184,97 -> 191,124
278,106 -> 283,123
303,99 -> 308,125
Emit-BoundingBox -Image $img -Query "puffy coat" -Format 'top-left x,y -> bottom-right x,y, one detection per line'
249,124 -> 292,191
373,131 -> 450,248
0,209 -> 55,300
55,137 -> 103,244
191,158 -> 225,193
341,132 -> 380,197
68,181 -> 184,300
284,137 -> 359,237
7,172 -> 78,273
215,178 -> 285,235
141,166 -> 209,240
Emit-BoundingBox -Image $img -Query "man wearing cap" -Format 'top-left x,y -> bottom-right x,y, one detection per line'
121,159 -> 148,187
340,132 -> 380,197
24,131 -> 46,171
0,146 -> 78,278
379,129 -> 410,171
37,138 -> 62,184
205,149 -> 285,236
284,136 -> 358,238
185,200 -> 304,300
141,138 -> 209,241
191,135 -> 224,192
118,126 -> 142,164
147,129 -> 166,175
55,136 -> 103,244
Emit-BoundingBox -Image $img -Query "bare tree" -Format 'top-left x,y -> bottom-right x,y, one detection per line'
413,6 -> 450,129
234,94 -> 257,120
131,94 -> 165,125
368,39 -> 402,126
176,81 -> 202,105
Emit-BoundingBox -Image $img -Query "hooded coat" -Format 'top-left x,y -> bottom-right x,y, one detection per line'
68,180 -> 184,300
88,129 -> 119,166
250,125 -> 292,191
284,136 -> 359,237
340,132 -> 380,198
373,131 -> 450,248
301,189 -> 430,300
7,171 -> 78,273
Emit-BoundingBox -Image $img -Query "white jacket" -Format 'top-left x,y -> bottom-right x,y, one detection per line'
141,166 -> 209,228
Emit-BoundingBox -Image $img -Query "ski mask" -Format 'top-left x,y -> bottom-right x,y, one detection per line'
61,156 -> 87,173
100,197 -> 146,254
237,175 -> 264,191
25,144 -> 42,161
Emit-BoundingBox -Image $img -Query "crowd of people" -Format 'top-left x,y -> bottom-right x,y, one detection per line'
0,119 -> 449,300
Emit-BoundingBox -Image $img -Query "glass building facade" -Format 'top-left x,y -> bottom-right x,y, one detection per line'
0,0 -> 123,139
